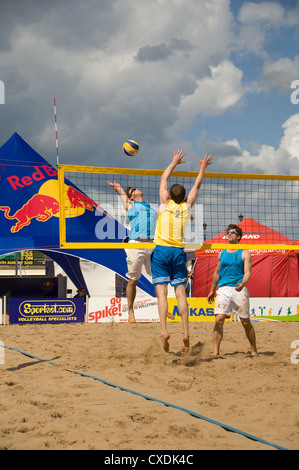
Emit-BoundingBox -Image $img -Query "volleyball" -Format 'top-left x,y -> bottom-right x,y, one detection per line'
123,140 -> 139,156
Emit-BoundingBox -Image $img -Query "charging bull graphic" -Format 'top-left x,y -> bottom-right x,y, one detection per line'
0,180 -> 110,233
0,194 -> 60,233
67,186 -> 99,211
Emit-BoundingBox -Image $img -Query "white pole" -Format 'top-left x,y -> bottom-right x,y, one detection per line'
54,97 -> 59,165
3,296 -> 6,326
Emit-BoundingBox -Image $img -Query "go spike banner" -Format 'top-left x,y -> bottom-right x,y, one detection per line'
9,298 -> 85,324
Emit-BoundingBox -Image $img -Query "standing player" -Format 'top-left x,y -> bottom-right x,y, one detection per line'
107,181 -> 157,324
207,224 -> 257,356
151,148 -> 213,354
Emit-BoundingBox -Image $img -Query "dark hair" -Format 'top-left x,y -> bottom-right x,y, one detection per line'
125,186 -> 133,199
226,224 -> 242,242
170,183 -> 186,204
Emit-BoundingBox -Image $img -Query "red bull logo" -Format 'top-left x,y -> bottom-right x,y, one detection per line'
67,186 -> 98,211
0,194 -> 59,233
0,167 -> 110,233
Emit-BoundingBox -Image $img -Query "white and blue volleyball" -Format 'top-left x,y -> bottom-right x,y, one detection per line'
123,140 -> 139,156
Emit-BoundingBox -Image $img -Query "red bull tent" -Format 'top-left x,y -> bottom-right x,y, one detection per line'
193,217 -> 299,298
0,133 -> 155,297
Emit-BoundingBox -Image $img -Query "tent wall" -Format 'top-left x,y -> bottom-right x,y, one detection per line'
0,133 -> 155,299
193,253 -> 299,298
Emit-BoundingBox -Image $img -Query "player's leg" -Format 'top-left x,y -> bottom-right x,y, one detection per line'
240,317 -> 257,356
126,279 -> 138,324
125,245 -> 143,324
151,246 -> 172,351
171,249 -> 189,354
213,314 -> 226,356
174,283 -> 190,354
213,287 -> 232,355
155,283 -> 170,352
233,288 -> 257,356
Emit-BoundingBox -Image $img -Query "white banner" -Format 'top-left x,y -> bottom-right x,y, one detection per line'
250,297 -> 299,320
88,296 -> 159,323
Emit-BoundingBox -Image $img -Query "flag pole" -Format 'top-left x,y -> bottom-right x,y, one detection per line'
54,97 -> 59,165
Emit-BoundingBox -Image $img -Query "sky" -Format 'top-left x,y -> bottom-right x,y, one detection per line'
0,0 -> 299,175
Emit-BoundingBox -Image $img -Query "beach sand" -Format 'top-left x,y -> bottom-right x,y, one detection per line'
0,319 -> 298,450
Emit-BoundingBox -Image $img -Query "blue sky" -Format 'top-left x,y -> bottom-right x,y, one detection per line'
222,0 -> 299,148
0,0 -> 299,174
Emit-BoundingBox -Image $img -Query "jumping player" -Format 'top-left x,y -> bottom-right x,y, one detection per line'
151,148 -> 213,354
107,181 -> 157,324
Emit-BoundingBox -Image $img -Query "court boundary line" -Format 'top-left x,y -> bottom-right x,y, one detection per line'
0,344 -> 288,451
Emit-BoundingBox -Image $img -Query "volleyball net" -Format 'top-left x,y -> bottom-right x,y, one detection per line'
58,164 -> 299,252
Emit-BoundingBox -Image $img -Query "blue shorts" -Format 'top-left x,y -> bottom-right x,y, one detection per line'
151,245 -> 188,286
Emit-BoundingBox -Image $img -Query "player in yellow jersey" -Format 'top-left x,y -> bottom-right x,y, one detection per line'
151,148 -> 213,354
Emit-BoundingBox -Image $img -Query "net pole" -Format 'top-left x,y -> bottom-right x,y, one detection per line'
54,97 -> 59,166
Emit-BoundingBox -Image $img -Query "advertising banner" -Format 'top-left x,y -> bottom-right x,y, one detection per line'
9,298 -> 85,324
167,297 -> 229,322
250,298 -> 299,321
168,297 -> 299,322
88,296 -> 159,323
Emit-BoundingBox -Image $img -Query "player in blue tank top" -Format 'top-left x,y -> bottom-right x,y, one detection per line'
218,249 -> 245,288
207,224 -> 257,357
127,201 -> 157,240
107,181 -> 157,324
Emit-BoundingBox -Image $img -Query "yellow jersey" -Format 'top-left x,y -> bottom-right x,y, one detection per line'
154,200 -> 190,248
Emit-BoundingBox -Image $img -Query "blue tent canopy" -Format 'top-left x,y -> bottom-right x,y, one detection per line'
0,133 -> 155,297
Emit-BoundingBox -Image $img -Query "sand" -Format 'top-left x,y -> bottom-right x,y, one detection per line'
0,318 -> 298,451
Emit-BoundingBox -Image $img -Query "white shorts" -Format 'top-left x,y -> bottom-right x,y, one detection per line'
125,240 -> 153,281
214,286 -> 250,318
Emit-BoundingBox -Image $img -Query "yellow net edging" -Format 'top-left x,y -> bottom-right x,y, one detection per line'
57,164 -> 299,250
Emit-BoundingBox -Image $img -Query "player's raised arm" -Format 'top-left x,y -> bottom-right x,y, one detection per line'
106,181 -> 130,211
186,153 -> 212,207
159,148 -> 186,204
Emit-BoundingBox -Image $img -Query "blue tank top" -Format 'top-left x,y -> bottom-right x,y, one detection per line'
218,249 -> 244,288
128,201 -> 157,240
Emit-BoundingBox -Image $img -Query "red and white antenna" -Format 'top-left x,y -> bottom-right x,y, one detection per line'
53,97 -> 59,165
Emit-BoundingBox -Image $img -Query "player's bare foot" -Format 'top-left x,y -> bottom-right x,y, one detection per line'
166,311 -> 175,320
161,333 -> 170,352
181,338 -> 190,355
128,311 -> 136,324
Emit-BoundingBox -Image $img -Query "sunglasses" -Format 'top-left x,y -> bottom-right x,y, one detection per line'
130,188 -> 137,197
227,230 -> 238,235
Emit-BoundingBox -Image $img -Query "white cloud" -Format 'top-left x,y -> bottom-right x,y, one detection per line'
0,0 -> 237,167
236,1 -> 299,57
0,0 -> 298,176
177,61 -> 245,124
261,56 -> 299,94
280,113 -> 299,159
238,1 -> 286,26
204,113 -> 299,174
